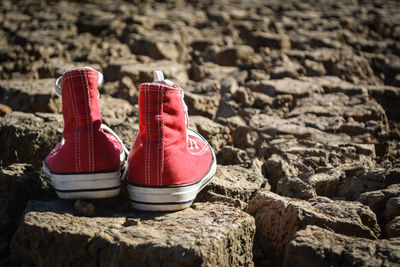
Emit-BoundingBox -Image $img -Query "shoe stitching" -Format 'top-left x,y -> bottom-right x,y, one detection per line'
79,70 -> 90,172
145,83 -> 150,185
89,70 -> 95,172
160,86 -> 164,186
66,75 -> 81,172
156,85 -> 159,186
81,69 -> 94,172
158,84 -> 163,186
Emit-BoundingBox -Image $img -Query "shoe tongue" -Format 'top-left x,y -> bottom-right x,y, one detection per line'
153,70 -> 178,88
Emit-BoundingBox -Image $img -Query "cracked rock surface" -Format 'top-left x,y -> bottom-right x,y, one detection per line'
11,201 -> 254,267
0,0 -> 399,266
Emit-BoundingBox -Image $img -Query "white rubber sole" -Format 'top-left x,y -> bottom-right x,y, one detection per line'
127,130 -> 217,211
127,161 -> 216,211
42,163 -> 122,199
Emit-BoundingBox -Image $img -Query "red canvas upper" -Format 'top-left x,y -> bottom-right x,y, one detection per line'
45,68 -> 122,173
127,82 -> 214,186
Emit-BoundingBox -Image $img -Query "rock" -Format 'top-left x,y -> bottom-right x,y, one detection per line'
215,45 -> 256,66
270,61 -> 304,79
0,164 -> 51,257
127,31 -> 181,61
264,153 -> 297,191
110,121 -> 139,149
248,32 -> 291,50
217,146 -> 251,166
341,168 -> 400,201
184,91 -> 220,120
189,116 -> 230,152
188,62 -> 208,82
196,165 -> 269,207
284,225 -> 400,267
273,94 -> 293,109
232,86 -> 255,107
98,95 -> 134,126
0,104 -> 12,116
258,132 -> 385,201
289,30 -> 343,50
206,10 -> 230,24
287,48 -> 378,84
249,114 -> 351,143
74,200 -> 96,217
384,196 -> 400,222
105,59 -> 188,86
0,112 -> 63,168
1,0 -> 400,265
0,79 -> 61,113
286,93 -> 388,139
247,191 -> 380,266
358,183 -> 400,224
276,175 -> 317,200
247,78 -> 323,97
11,201 -> 255,267
248,69 -> 269,81
385,216 -> 400,238
118,76 -> 138,101
231,125 -> 259,149
77,7 -> 120,35
30,58 -> 102,79
367,85 -> 400,121
300,76 -> 367,96
303,59 -> 326,76
215,94 -> 241,119
252,92 -> 273,109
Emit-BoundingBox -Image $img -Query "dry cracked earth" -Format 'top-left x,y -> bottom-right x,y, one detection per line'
0,0 -> 400,266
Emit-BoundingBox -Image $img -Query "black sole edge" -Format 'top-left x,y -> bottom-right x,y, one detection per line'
49,183 -> 121,193
129,198 -> 194,205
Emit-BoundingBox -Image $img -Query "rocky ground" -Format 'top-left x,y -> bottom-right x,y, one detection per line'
0,0 -> 399,266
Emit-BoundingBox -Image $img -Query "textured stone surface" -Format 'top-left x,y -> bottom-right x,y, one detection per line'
0,79 -> 61,113
247,191 -> 380,266
284,226 -> 400,267
0,164 -> 51,257
1,0 -> 400,265
0,112 -> 63,168
385,216 -> 400,238
358,183 -> 400,224
190,115 -> 231,152
11,201 -> 255,267
196,165 -> 269,209
104,59 -> 188,86
98,95 -> 135,126
247,78 -> 324,97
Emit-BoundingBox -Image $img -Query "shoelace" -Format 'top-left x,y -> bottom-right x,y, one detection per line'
54,67 -> 130,180
153,71 -> 198,150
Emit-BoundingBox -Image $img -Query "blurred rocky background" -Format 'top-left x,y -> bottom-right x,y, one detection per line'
0,0 -> 399,266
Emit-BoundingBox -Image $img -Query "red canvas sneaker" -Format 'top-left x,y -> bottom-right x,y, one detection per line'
125,71 -> 217,211
43,67 -> 128,199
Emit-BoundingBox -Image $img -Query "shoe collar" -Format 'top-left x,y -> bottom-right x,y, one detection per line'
54,66 -> 103,96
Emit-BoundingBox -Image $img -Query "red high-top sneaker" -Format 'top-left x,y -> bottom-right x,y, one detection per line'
125,71 -> 216,211
43,67 -> 128,199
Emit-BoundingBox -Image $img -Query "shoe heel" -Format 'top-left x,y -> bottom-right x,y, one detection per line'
127,163 -> 215,211
43,163 -> 121,199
